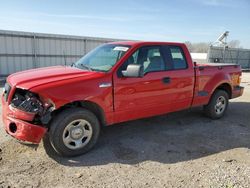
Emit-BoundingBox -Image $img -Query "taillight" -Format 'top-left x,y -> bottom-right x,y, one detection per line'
237,75 -> 241,85
231,74 -> 241,86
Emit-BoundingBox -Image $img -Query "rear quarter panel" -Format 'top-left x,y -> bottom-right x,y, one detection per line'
192,64 -> 241,106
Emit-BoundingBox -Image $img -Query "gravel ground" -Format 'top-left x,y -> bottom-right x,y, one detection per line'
0,73 -> 250,188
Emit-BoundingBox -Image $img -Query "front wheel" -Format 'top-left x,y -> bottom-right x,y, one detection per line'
204,90 -> 229,119
46,108 -> 100,157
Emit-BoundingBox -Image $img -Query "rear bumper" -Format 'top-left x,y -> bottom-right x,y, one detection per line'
1,96 -> 47,144
232,86 -> 244,99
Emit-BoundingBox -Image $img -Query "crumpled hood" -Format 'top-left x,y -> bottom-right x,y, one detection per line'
7,66 -> 104,90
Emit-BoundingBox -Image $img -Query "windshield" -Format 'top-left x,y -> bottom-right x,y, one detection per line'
73,44 -> 131,72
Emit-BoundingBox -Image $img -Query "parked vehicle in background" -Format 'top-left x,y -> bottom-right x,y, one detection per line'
2,41 -> 244,157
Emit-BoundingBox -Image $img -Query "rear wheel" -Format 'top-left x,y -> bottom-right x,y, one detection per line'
45,108 -> 100,157
204,90 -> 229,119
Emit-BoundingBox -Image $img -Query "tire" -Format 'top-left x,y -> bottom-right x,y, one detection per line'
45,108 -> 100,157
204,90 -> 229,119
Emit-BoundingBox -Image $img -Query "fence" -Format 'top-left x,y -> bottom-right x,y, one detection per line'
207,46 -> 250,70
0,30 -> 118,76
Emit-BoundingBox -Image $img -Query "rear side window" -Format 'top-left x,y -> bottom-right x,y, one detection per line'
169,46 -> 187,70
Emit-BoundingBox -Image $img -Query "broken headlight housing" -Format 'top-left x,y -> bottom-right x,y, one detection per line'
11,89 -> 44,115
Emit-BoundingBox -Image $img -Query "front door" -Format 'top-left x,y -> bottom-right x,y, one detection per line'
113,45 -> 171,123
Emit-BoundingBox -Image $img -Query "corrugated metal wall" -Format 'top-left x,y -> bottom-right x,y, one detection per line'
2,30 -> 249,75
207,46 -> 250,69
0,30 -> 118,76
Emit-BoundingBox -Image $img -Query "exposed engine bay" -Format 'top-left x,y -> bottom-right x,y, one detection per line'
10,88 -> 53,124
11,89 -> 44,115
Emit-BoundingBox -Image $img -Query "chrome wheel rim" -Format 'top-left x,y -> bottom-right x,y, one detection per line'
62,119 -> 93,150
214,96 -> 226,115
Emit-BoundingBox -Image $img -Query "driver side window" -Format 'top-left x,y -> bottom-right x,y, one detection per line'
118,46 -> 166,76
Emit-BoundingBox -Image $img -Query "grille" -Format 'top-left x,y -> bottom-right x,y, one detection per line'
3,83 -> 11,101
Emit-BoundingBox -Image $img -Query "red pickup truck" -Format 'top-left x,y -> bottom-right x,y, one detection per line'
2,41 -> 244,156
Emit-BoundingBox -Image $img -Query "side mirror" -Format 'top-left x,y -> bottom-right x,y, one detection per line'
122,64 -> 144,78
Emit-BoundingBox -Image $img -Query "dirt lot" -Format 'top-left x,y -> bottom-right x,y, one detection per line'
0,73 -> 250,188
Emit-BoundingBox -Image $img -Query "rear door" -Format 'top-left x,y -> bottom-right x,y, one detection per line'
161,45 -> 195,111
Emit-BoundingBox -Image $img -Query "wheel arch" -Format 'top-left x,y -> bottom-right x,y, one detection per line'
212,82 -> 232,99
51,100 -> 107,127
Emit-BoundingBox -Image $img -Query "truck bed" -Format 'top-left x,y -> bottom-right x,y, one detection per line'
191,62 -> 242,107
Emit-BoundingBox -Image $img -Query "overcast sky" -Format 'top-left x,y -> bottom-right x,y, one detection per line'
0,0 -> 249,48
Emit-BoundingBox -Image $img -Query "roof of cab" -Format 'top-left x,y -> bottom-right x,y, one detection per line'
109,41 -> 184,47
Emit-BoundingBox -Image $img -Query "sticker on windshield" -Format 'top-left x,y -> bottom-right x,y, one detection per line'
113,46 -> 129,52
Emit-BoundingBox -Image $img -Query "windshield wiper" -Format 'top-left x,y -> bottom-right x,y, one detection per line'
80,64 -> 92,71
72,62 -> 93,71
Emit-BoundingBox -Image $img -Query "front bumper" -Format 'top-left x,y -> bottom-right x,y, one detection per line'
1,96 -> 47,144
232,86 -> 244,99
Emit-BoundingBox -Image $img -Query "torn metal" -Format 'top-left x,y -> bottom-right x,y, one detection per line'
11,89 -> 44,115
10,88 -> 53,125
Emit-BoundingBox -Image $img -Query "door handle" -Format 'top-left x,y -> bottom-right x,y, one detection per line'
162,77 -> 171,84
